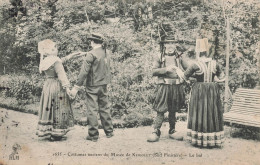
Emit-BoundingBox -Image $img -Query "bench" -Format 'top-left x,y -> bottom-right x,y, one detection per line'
224,88 -> 260,128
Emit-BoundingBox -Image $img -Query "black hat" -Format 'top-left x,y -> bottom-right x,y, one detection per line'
87,33 -> 104,43
159,34 -> 176,44
159,39 -> 178,45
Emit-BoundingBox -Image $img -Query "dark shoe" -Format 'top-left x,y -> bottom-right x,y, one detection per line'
169,130 -> 183,141
50,136 -> 63,141
86,135 -> 98,142
147,129 -> 161,142
169,128 -> 175,135
106,132 -> 114,138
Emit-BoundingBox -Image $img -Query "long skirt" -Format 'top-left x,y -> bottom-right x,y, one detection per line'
187,82 -> 224,147
36,78 -> 74,137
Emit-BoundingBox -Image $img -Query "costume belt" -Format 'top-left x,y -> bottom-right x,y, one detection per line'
163,78 -> 181,85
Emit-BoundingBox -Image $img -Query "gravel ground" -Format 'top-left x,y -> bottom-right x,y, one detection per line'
0,108 -> 260,165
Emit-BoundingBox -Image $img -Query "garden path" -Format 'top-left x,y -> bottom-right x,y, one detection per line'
0,108 -> 260,165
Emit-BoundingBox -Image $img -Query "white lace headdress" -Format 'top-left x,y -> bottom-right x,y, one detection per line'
38,39 -> 61,73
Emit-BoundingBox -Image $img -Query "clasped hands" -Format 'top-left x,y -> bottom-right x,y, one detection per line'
166,65 -> 178,72
166,65 -> 186,82
66,85 -> 83,100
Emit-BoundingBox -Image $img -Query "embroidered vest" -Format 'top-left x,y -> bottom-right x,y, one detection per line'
194,60 -> 217,82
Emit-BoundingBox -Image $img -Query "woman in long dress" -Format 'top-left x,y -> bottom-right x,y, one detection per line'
175,28 -> 225,148
36,39 -> 76,141
182,56 -> 225,148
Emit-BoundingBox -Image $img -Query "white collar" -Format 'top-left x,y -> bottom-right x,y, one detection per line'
39,55 -> 62,73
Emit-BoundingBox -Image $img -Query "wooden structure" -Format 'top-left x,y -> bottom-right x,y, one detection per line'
224,88 -> 260,128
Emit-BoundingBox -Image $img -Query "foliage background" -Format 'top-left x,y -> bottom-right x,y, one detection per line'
0,0 -> 259,127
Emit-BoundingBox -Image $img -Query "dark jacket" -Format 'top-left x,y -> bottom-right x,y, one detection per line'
76,47 -> 111,87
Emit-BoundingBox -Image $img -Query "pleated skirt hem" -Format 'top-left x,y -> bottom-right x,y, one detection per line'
36,123 -> 73,137
186,129 -> 224,147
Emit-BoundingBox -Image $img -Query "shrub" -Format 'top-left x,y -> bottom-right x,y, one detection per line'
0,74 -> 43,104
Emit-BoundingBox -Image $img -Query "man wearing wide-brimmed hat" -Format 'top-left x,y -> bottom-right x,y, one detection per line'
70,33 -> 114,142
147,40 -> 186,142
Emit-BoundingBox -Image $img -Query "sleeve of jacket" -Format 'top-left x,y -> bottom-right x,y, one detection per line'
179,57 -> 187,71
152,54 -> 167,76
184,63 -> 200,80
75,53 -> 95,86
54,61 -> 70,88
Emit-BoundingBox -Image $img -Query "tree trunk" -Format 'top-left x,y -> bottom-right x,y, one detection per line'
224,17 -> 230,112
256,47 -> 260,89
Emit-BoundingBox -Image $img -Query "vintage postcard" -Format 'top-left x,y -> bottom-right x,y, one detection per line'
0,0 -> 259,165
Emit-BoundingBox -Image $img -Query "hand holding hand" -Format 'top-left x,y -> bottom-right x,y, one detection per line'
214,76 -> 225,83
176,68 -> 185,80
179,78 -> 184,84
69,86 -> 80,99
166,65 -> 177,72
66,88 -> 73,99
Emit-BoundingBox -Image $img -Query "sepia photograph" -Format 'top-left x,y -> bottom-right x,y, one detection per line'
0,0 -> 259,165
